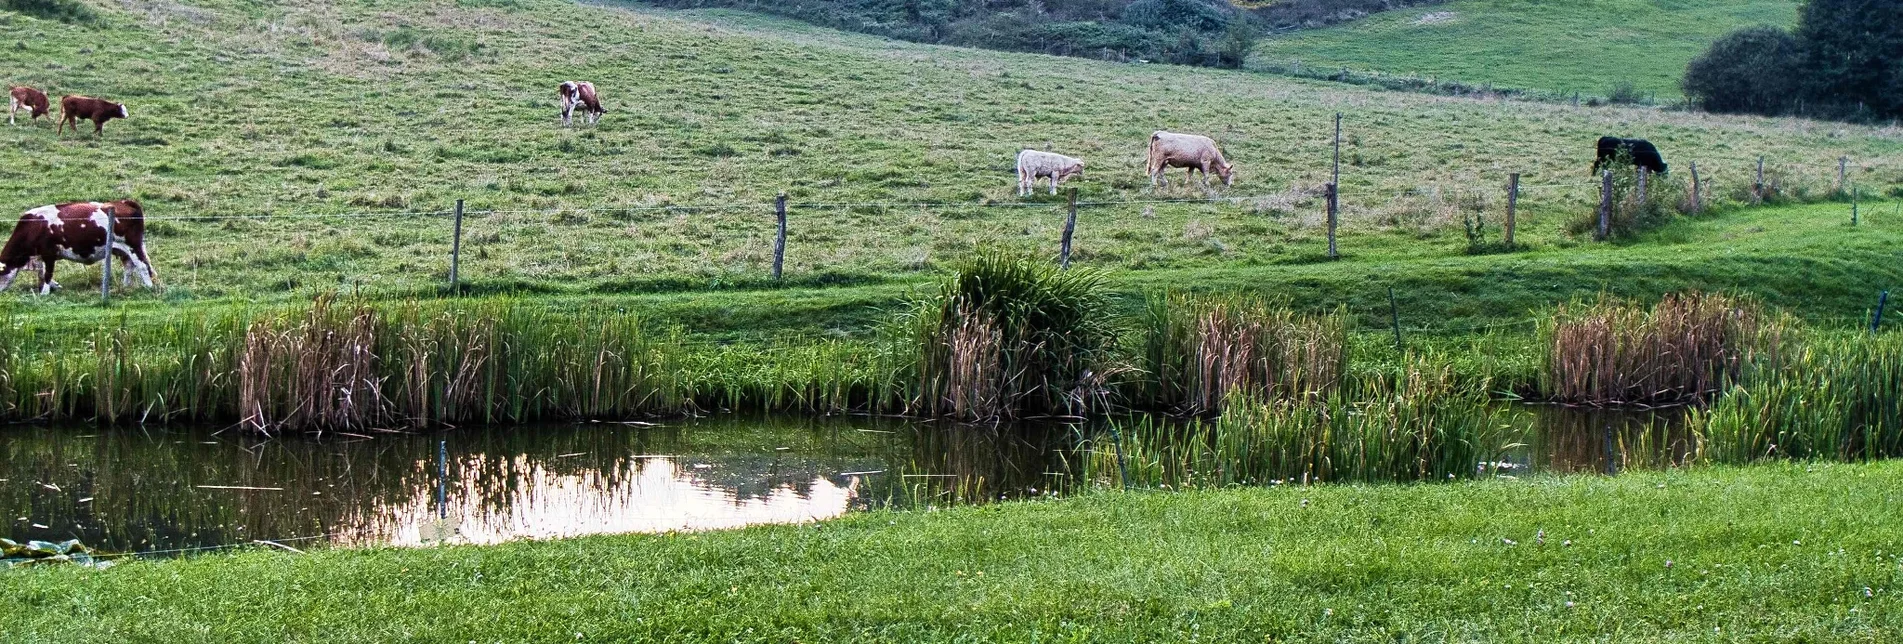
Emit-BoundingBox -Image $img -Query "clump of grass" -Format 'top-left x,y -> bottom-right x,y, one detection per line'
1133,292 -> 1346,415
1567,154 -> 1692,240
900,252 -> 1118,421
1540,292 -> 1781,406
1090,358 -> 1513,487
1693,331 -> 1903,463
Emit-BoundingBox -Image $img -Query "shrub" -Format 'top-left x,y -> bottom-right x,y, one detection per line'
0,0 -> 95,24
1682,26 -> 1805,115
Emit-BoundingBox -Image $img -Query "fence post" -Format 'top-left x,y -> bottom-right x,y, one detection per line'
1597,170 -> 1613,241
1332,112 -> 1342,188
1060,187 -> 1078,269
437,440 -> 448,520
1754,156 -> 1765,204
1852,185 -> 1859,226
1875,290 -> 1890,333
1388,286 -> 1402,351
1689,162 -> 1703,214
1839,156 -> 1848,196
1636,167 -> 1648,205
448,199 -> 464,289
773,192 -> 787,280
1325,182 -> 1339,259
100,205 -> 114,303
1505,173 -> 1519,247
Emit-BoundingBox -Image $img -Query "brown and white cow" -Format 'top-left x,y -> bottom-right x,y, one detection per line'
0,200 -> 157,294
558,81 -> 603,126
57,95 -> 128,135
9,87 -> 50,126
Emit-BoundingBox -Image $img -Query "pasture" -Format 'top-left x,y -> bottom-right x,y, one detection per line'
1251,0 -> 1803,100
0,0 -> 1893,303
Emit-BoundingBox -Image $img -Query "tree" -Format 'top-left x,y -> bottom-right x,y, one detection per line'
1795,0 -> 1903,118
1682,26 -> 1805,115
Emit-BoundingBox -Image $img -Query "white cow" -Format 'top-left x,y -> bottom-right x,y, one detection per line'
1146,131 -> 1234,188
1015,150 -> 1085,196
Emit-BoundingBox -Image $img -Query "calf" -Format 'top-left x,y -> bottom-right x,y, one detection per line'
1592,137 -> 1668,175
9,87 -> 49,126
0,200 -> 157,295
1147,131 -> 1235,188
1015,149 -> 1085,196
558,81 -> 604,126
57,95 -> 128,135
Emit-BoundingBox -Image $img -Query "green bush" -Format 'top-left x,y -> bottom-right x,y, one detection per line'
0,0 -> 96,24
1682,26 -> 1805,115
1683,1 -> 1902,121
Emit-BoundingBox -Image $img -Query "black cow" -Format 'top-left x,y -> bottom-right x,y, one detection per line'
1592,137 -> 1668,175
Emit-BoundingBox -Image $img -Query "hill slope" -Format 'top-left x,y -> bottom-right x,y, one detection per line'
0,0 -> 1891,305
1251,0 -> 1801,99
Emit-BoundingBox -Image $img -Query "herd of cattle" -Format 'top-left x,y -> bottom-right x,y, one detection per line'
0,77 -> 1671,295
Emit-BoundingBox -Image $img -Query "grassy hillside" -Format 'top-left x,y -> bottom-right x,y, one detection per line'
4,463 -> 1899,641
1252,0 -> 1802,100
0,0 -> 1892,307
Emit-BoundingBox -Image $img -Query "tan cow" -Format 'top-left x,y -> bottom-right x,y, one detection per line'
1146,131 -> 1234,188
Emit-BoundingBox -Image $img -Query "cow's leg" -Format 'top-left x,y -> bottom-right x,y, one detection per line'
7,98 -> 16,126
1050,174 -> 1060,196
36,257 -> 57,295
0,256 -> 27,291
561,102 -> 574,127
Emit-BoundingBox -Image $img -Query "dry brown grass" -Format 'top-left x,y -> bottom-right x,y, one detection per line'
1540,292 -> 1782,406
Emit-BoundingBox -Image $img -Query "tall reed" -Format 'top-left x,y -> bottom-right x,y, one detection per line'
900,252 -> 1119,421
1088,359 -> 1513,487
1693,331 -> 1903,463
1540,292 -> 1781,406
1133,292 -> 1347,415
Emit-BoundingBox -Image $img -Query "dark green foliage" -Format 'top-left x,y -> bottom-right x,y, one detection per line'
1682,26 -> 1805,115
0,0 -> 94,24
1246,0 -> 1446,31
1685,1 -> 1903,120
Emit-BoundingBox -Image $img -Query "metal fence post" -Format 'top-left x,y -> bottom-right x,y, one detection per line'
1060,188 -> 1078,269
773,193 -> 787,280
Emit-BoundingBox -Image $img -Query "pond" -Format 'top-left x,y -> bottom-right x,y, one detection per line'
0,406 -> 1689,555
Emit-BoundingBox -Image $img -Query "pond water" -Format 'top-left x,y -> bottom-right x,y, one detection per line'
0,406 -> 1687,555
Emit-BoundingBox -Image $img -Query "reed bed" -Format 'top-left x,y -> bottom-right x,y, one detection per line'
1133,292 -> 1347,415
1087,359 -> 1514,488
1693,331 -> 1903,463
899,252 -> 1119,421
1540,292 -> 1782,406
0,298 -> 898,433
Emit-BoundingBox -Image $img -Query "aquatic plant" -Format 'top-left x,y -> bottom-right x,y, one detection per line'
1132,291 -> 1347,415
899,252 -> 1119,421
1693,331 -> 1903,463
1089,358 -> 1514,487
1540,292 -> 1782,406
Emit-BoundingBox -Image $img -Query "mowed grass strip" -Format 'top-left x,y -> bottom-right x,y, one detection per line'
1252,0 -> 1803,99
2,463 -> 1898,641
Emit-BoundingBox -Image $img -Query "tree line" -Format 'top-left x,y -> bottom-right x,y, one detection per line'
1683,0 -> 1901,121
633,0 -> 1444,69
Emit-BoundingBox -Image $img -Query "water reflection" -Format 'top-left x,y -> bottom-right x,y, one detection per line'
0,406 -> 1694,554
0,417 -> 1074,553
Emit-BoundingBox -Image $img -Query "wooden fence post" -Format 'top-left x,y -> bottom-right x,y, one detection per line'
1636,167 -> 1648,206
773,193 -> 787,280
1505,173 -> 1519,247
1060,187 -> 1078,269
1388,286 -> 1402,351
1597,170 -> 1613,241
1689,162 -> 1703,214
1852,185 -> 1859,226
1332,112 -> 1342,188
1754,156 -> 1765,204
100,205 -> 114,303
1325,182 -> 1339,259
1839,156 -> 1849,196
448,199 -> 464,289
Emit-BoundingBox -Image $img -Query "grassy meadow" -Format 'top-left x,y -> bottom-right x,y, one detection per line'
1252,0 -> 1803,100
0,0 -> 1894,306
2,463 -> 1898,641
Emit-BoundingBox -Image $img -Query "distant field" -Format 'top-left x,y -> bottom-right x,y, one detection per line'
0,0 -> 1889,306
1252,0 -> 1801,99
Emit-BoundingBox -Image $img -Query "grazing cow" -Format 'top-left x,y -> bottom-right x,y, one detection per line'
0,200 -> 157,295
57,95 -> 128,135
1147,131 -> 1235,188
558,81 -> 604,126
1592,137 -> 1669,175
1015,150 -> 1085,196
9,87 -> 49,126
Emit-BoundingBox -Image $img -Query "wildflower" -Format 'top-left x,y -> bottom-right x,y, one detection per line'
1565,601 -> 1576,608
1562,540 -> 1573,547
1866,587 -> 1875,598
1665,560 -> 1674,568
1301,499 -> 1309,508
1323,608 -> 1333,617
1502,538 -> 1517,546
1536,529 -> 1546,546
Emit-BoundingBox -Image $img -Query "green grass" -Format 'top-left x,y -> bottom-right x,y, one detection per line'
2,462 -> 1898,641
0,0 -> 1892,306
1252,0 -> 1802,100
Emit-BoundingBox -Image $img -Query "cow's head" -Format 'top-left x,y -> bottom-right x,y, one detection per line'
1061,160 -> 1084,181
1217,162 -> 1235,187
115,102 -> 128,119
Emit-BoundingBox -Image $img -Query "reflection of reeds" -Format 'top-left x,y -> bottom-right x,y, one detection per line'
901,252 -> 1118,421
1091,358 -> 1512,487
1541,293 -> 1779,406
1135,292 -> 1346,415
1694,332 -> 1903,463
